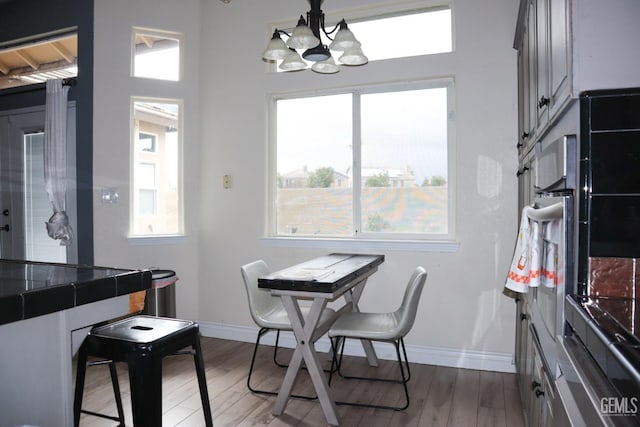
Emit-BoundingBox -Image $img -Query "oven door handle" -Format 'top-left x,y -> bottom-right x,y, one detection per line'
525,202 -> 563,222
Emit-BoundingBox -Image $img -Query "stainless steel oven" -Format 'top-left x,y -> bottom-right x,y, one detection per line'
556,88 -> 640,427
528,135 -> 577,381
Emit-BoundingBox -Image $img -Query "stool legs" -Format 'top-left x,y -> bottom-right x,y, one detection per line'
74,317 -> 213,427
73,347 -> 87,427
193,334 -> 214,427
127,351 -> 163,427
74,349 -> 125,427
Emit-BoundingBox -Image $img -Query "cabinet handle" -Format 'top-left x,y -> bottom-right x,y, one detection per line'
538,96 -> 550,109
2,209 -> 8,216
531,380 -> 540,390
535,389 -> 545,398
520,313 -> 528,321
516,166 -> 530,177
521,132 -> 529,140
1,224 -> 10,232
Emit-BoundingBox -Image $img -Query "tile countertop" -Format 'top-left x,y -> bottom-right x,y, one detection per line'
0,259 -> 151,326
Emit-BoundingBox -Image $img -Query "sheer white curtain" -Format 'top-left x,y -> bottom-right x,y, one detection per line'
44,79 -> 73,246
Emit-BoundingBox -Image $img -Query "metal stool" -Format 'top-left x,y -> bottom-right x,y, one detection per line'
74,315 -> 213,427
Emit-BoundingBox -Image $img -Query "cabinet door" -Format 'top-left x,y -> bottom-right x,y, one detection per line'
529,348 -> 545,427
517,25 -> 531,154
534,0 -> 550,129
515,299 -> 531,413
527,0 -> 539,136
548,0 -> 570,118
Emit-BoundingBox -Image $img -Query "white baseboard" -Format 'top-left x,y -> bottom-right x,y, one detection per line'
198,321 -> 515,373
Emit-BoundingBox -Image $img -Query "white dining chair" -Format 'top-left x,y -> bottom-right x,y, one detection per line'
240,260 -> 337,397
328,266 -> 427,410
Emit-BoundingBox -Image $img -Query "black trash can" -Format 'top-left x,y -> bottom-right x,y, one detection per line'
144,269 -> 178,317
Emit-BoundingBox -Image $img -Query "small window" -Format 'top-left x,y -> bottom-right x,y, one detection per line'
137,132 -> 156,152
131,98 -> 182,236
273,7 -> 452,72
349,8 -> 452,61
132,28 -> 182,81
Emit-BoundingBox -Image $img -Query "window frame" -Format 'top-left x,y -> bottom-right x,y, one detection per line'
267,78 -> 457,244
131,27 -> 184,82
129,96 -> 184,238
137,132 -> 157,153
267,2 -> 454,73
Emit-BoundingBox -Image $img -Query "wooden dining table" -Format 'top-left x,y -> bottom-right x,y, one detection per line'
258,253 -> 385,426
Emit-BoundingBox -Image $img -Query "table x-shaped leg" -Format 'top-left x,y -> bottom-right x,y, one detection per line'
272,295 -> 340,426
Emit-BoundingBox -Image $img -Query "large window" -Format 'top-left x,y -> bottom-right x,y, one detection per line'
272,80 -> 454,240
131,99 -> 182,236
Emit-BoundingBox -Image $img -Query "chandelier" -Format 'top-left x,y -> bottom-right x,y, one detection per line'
261,0 -> 368,74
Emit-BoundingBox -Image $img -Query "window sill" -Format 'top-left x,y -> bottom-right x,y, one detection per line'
127,235 -> 188,245
260,237 -> 459,253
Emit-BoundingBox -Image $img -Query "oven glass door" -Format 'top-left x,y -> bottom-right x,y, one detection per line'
528,192 -> 573,378
533,194 -> 571,337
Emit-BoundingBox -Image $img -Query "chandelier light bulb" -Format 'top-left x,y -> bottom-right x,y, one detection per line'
287,16 -> 320,49
262,30 -> 290,61
279,49 -> 307,71
339,46 -> 368,66
311,56 -> 340,74
329,20 -> 360,51
262,1 -> 366,73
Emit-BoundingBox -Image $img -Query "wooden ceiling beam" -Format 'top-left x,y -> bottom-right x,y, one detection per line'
51,42 -> 74,63
0,59 -> 8,75
139,35 -> 154,48
14,50 -> 39,70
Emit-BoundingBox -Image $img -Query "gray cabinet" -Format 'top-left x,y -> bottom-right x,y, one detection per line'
515,0 -> 640,158
547,0 -> 570,119
514,1 -> 640,426
515,0 -> 570,156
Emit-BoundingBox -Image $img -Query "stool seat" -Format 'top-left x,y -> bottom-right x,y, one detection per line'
74,315 -> 213,427
90,316 -> 191,342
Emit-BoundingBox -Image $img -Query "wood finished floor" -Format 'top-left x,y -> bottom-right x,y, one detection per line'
77,336 -> 525,427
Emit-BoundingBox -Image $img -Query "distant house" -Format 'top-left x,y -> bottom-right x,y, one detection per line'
280,166 -> 351,188
362,167 -> 415,187
280,166 -> 310,188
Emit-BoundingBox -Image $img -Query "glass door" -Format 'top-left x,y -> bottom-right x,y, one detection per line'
0,106 -> 77,263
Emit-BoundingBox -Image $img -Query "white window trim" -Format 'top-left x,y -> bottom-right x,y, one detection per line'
267,77 -> 457,243
265,1 -> 454,73
261,236 -> 460,253
128,235 -> 188,245
129,96 -> 185,238
268,0 -> 452,41
131,26 -> 184,81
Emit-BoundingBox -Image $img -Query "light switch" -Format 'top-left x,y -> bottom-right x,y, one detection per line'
101,188 -> 119,203
222,175 -> 232,189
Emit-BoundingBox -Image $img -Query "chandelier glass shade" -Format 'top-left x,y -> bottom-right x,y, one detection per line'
261,0 -> 368,74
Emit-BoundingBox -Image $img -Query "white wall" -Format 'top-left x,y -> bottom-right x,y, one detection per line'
93,0 -> 202,318
92,0 -> 520,370
197,0 -> 519,362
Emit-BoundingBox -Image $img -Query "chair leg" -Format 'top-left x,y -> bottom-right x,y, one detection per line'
273,329 -> 288,368
332,337 -> 411,411
246,327 -> 317,400
328,337 -> 341,386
